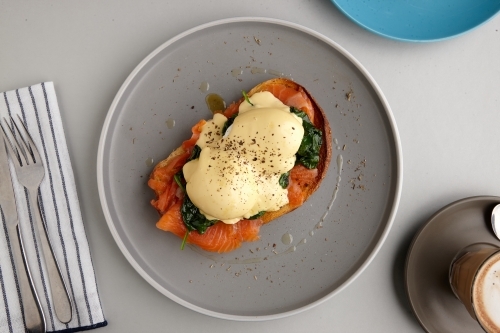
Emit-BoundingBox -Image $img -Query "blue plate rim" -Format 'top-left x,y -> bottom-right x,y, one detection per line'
331,0 -> 500,42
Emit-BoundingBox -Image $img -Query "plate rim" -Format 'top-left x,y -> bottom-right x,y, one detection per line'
404,195 -> 500,332
96,16 -> 403,321
330,0 -> 500,42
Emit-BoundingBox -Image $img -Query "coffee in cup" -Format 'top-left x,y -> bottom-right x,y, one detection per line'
449,243 -> 500,333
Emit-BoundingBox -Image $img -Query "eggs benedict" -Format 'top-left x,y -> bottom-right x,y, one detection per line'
148,78 -> 332,253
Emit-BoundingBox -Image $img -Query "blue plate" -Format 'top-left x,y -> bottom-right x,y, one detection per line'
331,0 -> 500,42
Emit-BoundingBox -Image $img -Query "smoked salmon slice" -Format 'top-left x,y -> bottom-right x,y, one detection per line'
148,152 -> 189,214
222,102 -> 239,118
288,165 -> 318,208
156,201 -> 263,253
149,119 -> 206,214
181,119 -> 206,152
260,84 -> 315,123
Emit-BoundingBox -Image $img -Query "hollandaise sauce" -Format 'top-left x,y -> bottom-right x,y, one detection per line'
183,91 -> 305,224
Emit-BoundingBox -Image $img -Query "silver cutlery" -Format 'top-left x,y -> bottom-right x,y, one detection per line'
1,115 -> 73,324
0,126 -> 46,333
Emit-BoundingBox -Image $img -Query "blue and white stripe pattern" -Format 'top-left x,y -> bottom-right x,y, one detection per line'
0,82 -> 106,333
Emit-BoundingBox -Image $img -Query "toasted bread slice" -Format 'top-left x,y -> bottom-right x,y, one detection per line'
150,78 -> 332,224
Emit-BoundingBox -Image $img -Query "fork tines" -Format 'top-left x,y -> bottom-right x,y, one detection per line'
1,115 -> 40,167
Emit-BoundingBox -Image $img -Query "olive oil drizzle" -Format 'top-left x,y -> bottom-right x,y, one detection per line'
205,93 -> 226,114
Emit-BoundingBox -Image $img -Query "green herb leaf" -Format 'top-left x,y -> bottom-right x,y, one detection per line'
297,154 -> 320,169
173,173 -> 185,191
178,145 -> 218,234
291,107 -> 323,169
242,90 -> 254,106
290,108 -> 310,123
279,172 -> 290,188
248,211 -> 265,219
181,194 -> 217,234
188,145 -> 202,162
180,231 -> 189,250
174,145 -> 201,187
222,112 -> 238,135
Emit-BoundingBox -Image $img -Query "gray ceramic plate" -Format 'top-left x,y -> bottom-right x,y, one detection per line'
97,17 -> 402,320
405,196 -> 500,332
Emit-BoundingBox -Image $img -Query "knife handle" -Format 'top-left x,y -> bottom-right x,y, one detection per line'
31,191 -> 73,324
11,224 -> 46,333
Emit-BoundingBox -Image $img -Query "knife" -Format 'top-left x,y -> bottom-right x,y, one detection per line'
0,130 -> 46,332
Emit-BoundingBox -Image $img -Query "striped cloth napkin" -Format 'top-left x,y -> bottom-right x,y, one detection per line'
0,82 -> 107,332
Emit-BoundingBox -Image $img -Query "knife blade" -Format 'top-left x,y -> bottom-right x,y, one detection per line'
0,129 -> 46,333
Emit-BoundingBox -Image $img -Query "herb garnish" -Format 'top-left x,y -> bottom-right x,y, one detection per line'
248,211 -> 265,219
173,173 -> 185,191
291,107 -> 323,169
173,145 -> 200,194
174,144 -> 207,249
173,144 -> 216,239
242,90 -> 254,106
188,145 -> 202,161
222,112 -> 238,135
279,171 -> 290,189
180,194 -> 217,234
180,231 -> 189,250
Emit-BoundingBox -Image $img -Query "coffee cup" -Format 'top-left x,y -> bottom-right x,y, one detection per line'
449,243 -> 500,333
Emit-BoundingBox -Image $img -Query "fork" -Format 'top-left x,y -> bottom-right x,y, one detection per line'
1,115 -> 73,324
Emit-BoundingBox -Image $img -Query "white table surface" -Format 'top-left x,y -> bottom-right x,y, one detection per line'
1,1 -> 500,332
